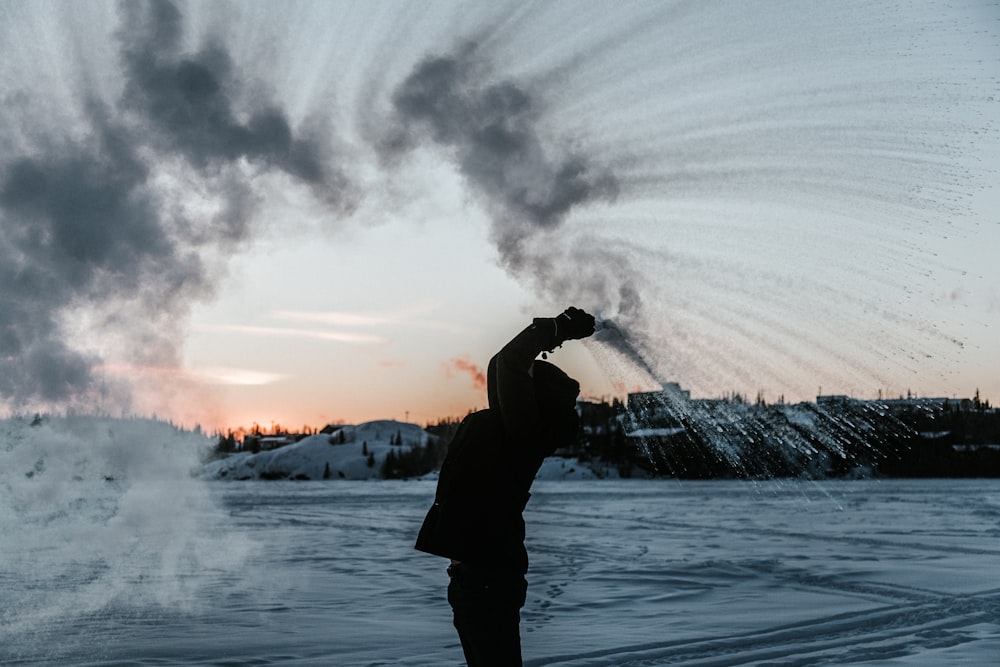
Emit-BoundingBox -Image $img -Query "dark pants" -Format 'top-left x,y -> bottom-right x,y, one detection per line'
447,562 -> 528,666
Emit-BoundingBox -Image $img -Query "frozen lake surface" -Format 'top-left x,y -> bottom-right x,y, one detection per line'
3,479 -> 999,666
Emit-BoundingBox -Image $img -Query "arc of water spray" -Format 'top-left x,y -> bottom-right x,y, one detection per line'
588,316 -> 663,391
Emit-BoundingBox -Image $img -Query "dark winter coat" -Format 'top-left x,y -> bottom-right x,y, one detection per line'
415,319 -> 580,574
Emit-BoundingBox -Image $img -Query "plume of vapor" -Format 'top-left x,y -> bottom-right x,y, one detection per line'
117,0 -> 353,210
378,42 -> 620,271
0,415 -> 257,632
375,41 -> 661,376
0,0 -> 353,412
0,103 -> 205,406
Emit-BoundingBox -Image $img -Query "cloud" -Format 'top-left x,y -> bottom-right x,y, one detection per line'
101,364 -> 288,386
271,310 -> 390,328
271,307 -> 470,334
198,324 -> 387,346
445,356 -> 487,392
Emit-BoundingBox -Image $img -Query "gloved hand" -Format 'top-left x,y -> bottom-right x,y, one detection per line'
555,307 -> 595,341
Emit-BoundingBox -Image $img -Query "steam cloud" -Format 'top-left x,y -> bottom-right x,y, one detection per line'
117,1 -> 349,202
0,16 -> 650,411
375,41 -> 655,363
0,0 -> 352,410
1,8 -> 645,411
379,45 -> 619,265
0,105 -> 194,405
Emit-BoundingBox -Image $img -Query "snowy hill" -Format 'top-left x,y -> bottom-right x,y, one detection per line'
534,456 -> 600,480
202,419 -> 605,481
203,420 -> 432,481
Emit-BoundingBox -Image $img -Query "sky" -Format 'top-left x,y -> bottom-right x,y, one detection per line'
0,0 -> 998,431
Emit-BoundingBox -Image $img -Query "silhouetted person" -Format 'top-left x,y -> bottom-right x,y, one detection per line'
416,307 -> 596,666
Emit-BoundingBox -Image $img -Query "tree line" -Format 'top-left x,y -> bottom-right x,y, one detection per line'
207,393 -> 1000,480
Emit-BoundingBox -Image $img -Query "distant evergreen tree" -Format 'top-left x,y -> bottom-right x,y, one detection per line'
380,440 -> 441,479
367,452 -> 376,468
362,441 -> 368,456
382,449 -> 398,477
323,462 -> 331,479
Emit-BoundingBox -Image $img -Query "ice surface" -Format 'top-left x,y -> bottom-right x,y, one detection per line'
2,477 -> 998,666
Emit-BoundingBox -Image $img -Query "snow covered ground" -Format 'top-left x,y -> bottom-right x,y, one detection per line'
202,420 -> 432,481
3,477 -> 998,666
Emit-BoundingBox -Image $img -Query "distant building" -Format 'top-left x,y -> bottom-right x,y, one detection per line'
880,397 -> 954,411
258,436 -> 294,450
816,394 -> 963,414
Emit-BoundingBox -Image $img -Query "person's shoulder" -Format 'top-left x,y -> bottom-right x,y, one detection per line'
459,409 -> 504,435
462,408 -> 494,423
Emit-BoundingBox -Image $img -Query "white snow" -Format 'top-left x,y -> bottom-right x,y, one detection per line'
202,419 -> 430,480
3,419 -> 998,665
204,419 -> 606,482
535,456 -> 599,480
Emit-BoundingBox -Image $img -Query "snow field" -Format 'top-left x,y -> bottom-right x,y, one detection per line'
6,478 -> 997,665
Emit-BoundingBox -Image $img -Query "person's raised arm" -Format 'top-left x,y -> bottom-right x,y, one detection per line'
487,307 -> 595,442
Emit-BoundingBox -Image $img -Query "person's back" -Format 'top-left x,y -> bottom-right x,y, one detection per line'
416,407 -> 533,572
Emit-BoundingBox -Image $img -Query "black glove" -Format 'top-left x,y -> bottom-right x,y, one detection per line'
555,307 -> 595,341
